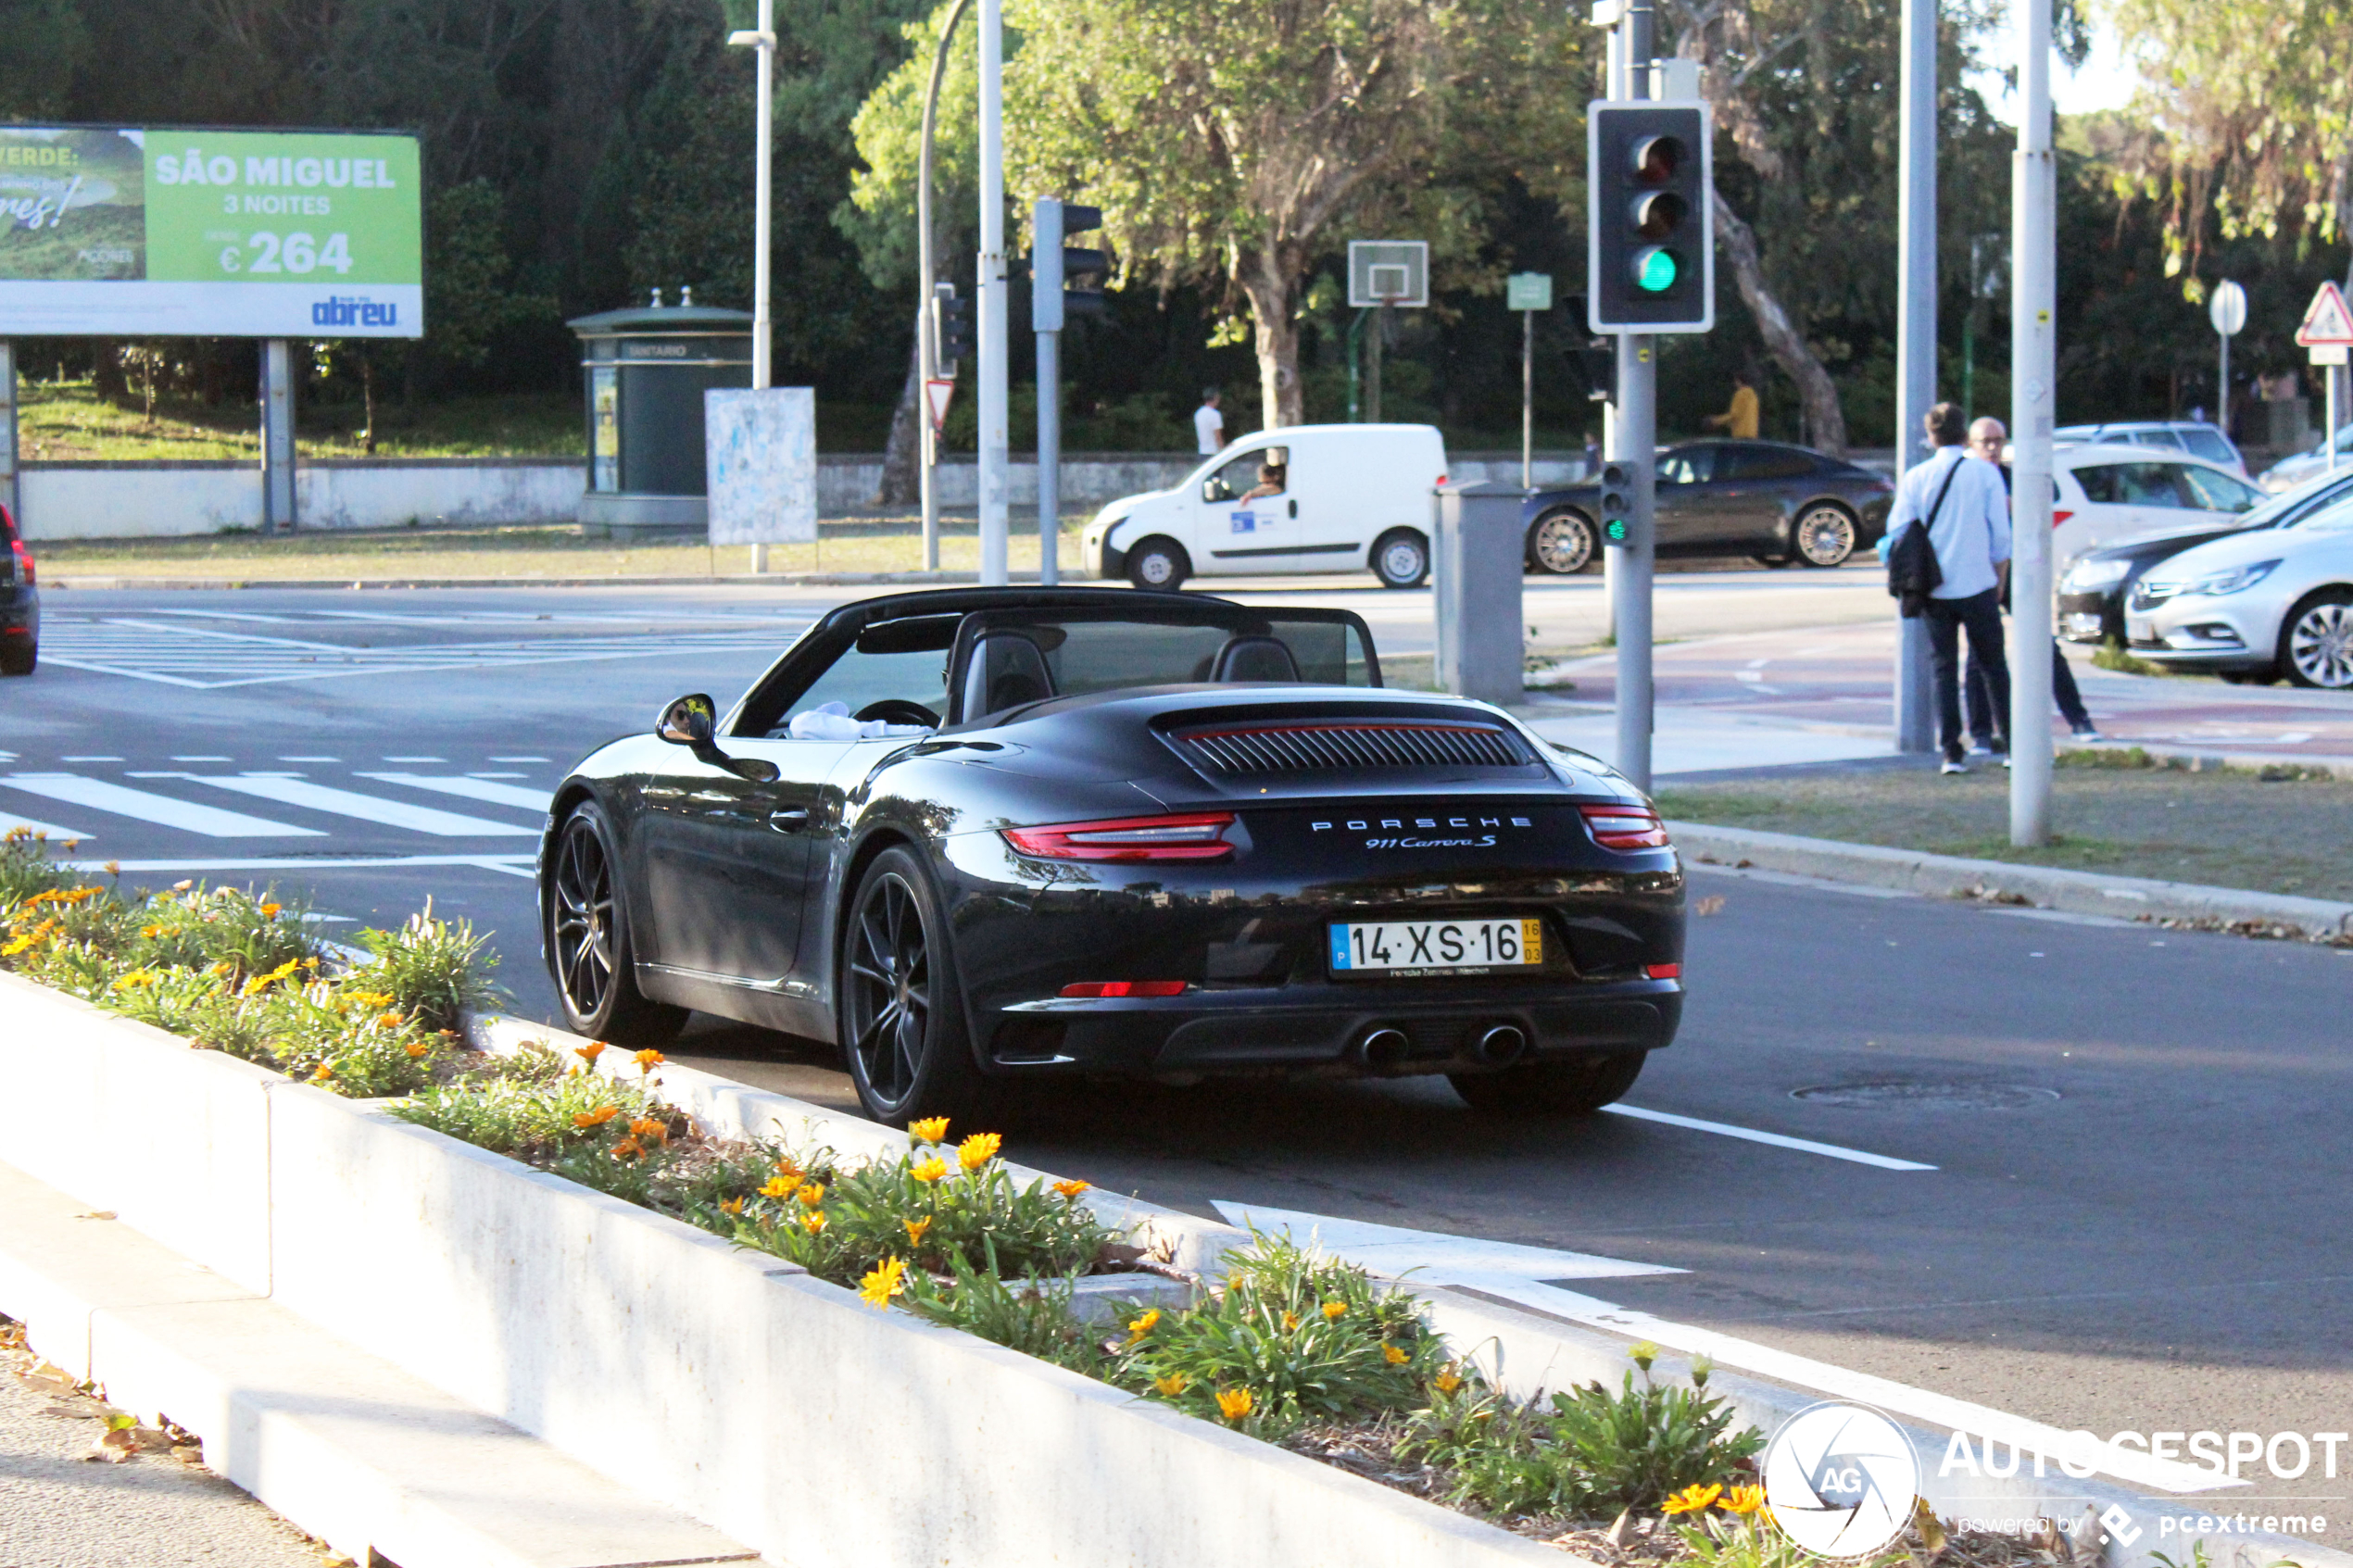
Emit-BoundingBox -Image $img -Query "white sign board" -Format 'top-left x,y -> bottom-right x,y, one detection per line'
2208,279 -> 2246,337
704,387 -> 816,546
1348,240 -> 1428,307
1505,272 -> 1554,312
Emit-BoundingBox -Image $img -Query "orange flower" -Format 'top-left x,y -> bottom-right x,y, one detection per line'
403,1040 -> 431,1059
773,1159 -> 804,1185
1153,1373 -> 1189,1397
573,1105 -> 622,1128
719,1197 -> 746,1216
800,1210 -> 827,1233
1662,1484 -> 1725,1517
1433,1369 -> 1465,1395
759,1174 -> 795,1199
1125,1309 -> 1161,1344
633,1047 -> 665,1074
1721,1486 -> 1766,1516
1382,1344 -> 1408,1365
259,902 -> 282,917
574,1042 -> 606,1066
796,1182 -> 825,1207
628,1116 -> 668,1145
1281,1311 -> 1302,1331
904,1216 -> 933,1246
1321,1300 -> 1346,1321
309,1062 -> 334,1082
1214,1388 -> 1253,1422
1052,1179 -> 1090,1200
910,1158 -> 949,1185
610,1137 -> 644,1161
908,1116 -> 950,1145
957,1132 -> 1002,1171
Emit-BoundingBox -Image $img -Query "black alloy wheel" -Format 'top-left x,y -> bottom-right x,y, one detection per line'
1126,537 -> 1190,592
1449,1051 -> 1646,1116
547,802 -> 686,1046
1528,510 -> 1599,575
840,847 -> 987,1125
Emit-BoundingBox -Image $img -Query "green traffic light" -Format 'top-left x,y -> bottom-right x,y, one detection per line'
1634,247 -> 1679,293
1604,520 -> 1629,541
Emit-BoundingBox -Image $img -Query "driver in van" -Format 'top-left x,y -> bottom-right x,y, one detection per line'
1240,461 -> 1286,500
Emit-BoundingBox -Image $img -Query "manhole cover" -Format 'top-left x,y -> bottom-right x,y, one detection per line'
1790,1081 -> 2060,1110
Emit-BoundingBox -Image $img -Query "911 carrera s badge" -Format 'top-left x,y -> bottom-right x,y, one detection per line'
1313,814 -> 1533,848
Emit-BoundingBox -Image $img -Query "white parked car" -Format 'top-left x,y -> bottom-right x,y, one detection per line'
2125,493 -> 2353,687
1084,423 -> 1448,591
2048,443 -> 2265,570
2255,424 -> 2353,494
2055,420 -> 2246,475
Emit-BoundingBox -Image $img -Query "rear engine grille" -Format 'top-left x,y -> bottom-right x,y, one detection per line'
1174,721 -> 1534,774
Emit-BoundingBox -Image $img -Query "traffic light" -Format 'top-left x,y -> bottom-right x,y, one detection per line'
932,283 -> 972,372
1597,459 -> 1641,546
1587,103 -> 1714,332
1566,344 -> 1617,403
1032,198 -> 1110,331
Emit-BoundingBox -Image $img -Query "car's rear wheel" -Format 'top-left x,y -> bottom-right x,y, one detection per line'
1793,504 -> 1859,567
2280,590 -> 2353,689
1527,510 -> 1599,575
1126,536 -> 1190,592
1450,1051 -> 1645,1116
840,846 -> 990,1127
0,637 -> 33,677
547,801 -> 687,1047
1372,528 -> 1430,589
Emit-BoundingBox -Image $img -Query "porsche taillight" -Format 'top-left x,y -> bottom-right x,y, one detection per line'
1001,811 -> 1236,862
1580,803 -> 1668,850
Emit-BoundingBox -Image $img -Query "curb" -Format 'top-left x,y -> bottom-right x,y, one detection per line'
2080,742 -> 2353,782
1668,821 -> 2353,938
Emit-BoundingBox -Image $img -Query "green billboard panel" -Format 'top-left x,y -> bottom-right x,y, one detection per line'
0,126 -> 422,337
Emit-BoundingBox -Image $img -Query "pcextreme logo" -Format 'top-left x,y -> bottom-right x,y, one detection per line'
1762,1402 -> 1923,1558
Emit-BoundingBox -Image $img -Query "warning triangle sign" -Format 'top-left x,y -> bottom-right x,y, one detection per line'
2296,282 -> 2353,346
924,378 -> 956,434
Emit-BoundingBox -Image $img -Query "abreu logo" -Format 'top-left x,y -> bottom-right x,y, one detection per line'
1762,1401 -> 1923,1558
311,295 -> 398,328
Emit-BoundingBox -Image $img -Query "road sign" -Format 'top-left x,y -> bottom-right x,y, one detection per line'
924,378 -> 955,434
1347,240 -> 1428,307
2296,281 -> 2353,346
2209,280 -> 2246,337
1505,271 -> 1553,312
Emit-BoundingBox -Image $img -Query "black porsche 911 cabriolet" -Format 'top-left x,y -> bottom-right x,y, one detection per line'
539,587 -> 1684,1125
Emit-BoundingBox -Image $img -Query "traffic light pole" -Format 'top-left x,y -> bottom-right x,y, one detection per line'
2008,0 -> 2057,846
1611,0 -> 1656,794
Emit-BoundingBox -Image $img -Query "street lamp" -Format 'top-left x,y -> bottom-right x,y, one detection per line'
726,0 -> 775,571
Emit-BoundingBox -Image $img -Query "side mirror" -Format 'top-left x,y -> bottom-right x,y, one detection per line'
653,693 -> 778,783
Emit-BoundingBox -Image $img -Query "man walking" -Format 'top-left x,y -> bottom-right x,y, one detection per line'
1193,388 -> 1226,456
1702,370 -> 1760,440
1887,402 -> 2011,774
1963,416 -> 2100,749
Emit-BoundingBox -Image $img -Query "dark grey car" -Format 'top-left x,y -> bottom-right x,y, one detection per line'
1518,440 -> 1896,574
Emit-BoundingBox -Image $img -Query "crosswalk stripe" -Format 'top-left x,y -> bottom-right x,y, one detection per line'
358,772 -> 553,812
1,774 -> 323,838
2,811 -> 98,842
190,775 -> 539,837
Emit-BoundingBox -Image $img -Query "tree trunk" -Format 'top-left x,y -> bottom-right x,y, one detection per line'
877,334 -> 923,506
360,351 -> 379,456
1711,191 -> 1847,458
1234,251 -> 1303,430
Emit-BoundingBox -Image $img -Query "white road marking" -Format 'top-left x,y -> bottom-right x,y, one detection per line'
359,772 -> 552,811
1215,1201 -> 2244,1497
278,755 -> 341,762
141,608 -> 294,623
170,755 -> 232,762
490,756 -> 549,763
59,755 -> 122,762
468,771 -> 528,779
1599,1104 -> 1937,1171
189,774 -> 537,837
383,756 -> 444,762
1,811 -> 96,841
62,853 -> 536,874
0,774 -> 321,838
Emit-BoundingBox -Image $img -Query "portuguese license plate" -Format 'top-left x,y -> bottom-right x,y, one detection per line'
1328,917 -> 1541,975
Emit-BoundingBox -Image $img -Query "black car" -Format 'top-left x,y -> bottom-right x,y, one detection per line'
0,502 -> 35,677
1519,439 -> 1894,574
2058,466 -> 2353,646
539,587 -> 1684,1125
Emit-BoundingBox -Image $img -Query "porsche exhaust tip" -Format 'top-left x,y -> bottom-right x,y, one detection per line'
1471,1023 -> 1528,1067
1353,1027 -> 1412,1071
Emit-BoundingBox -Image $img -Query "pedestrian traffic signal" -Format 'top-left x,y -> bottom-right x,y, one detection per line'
1032,199 -> 1110,331
1587,103 -> 1714,333
933,284 -> 972,371
1566,344 -> 1617,403
1598,459 -> 1640,545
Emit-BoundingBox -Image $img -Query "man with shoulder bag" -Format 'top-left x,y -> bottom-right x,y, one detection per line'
1885,402 -> 2012,774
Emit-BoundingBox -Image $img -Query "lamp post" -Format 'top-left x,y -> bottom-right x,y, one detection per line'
725,0 -> 775,572
915,0 -> 974,571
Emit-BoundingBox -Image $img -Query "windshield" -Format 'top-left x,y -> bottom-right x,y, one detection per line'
2243,469 -> 2353,530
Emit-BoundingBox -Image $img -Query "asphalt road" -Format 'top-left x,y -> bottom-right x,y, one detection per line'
6,581 -> 2348,1549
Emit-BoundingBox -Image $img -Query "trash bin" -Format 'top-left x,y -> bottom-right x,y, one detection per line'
1434,480 -> 1528,707
569,301 -> 753,537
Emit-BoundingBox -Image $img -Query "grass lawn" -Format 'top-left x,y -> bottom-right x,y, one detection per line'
1655,750 -> 2353,902
35,517 -> 1088,581
18,381 -> 585,460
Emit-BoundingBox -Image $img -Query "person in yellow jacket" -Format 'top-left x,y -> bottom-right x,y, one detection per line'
1703,371 -> 1759,439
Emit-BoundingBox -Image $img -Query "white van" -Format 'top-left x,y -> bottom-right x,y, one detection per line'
1083,423 -> 1449,591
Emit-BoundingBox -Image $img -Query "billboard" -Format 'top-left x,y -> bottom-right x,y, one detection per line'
0,126 -> 422,338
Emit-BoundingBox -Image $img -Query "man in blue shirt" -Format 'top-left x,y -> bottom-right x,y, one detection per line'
1886,402 -> 2012,774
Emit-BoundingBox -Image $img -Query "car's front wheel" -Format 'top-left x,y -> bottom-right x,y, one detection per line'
1792,504 -> 1859,568
2280,590 -> 2353,689
1371,528 -> 1430,589
840,846 -> 991,1126
1125,536 -> 1190,592
1450,1051 -> 1645,1116
1527,510 -> 1599,575
547,801 -> 687,1047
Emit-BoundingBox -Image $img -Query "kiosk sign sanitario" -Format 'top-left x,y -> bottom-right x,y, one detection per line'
0,125 -> 422,337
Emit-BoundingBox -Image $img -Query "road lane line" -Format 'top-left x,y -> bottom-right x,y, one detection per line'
191,775 -> 537,837
359,772 -> 553,811
0,775 -> 322,838
1,811 -> 97,842
61,854 -> 536,874
1600,1104 -> 1937,1171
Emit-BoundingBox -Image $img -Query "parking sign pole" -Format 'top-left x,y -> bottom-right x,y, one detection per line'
2008,0 -> 2057,847
1613,0 -> 1656,793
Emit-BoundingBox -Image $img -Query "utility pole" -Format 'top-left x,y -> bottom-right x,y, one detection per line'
726,0 -> 776,572
913,0 -> 972,573
975,0 -> 1009,585
1613,0 -> 1656,792
1601,20 -> 1624,649
1892,0 -> 1937,754
2009,0 -> 2057,847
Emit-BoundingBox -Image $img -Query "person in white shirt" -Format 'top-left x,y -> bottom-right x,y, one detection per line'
1194,388 -> 1225,456
1885,401 -> 2012,773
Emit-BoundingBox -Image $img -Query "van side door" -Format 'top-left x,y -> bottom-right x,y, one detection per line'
1196,445 -> 1302,571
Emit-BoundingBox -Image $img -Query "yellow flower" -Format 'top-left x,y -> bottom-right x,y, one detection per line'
957,1131 -> 1002,1171
1382,1344 -> 1408,1365
110,970 -> 157,990
1322,1300 -> 1346,1321
1214,1388 -> 1253,1422
910,1158 -> 949,1185
633,1047 -> 665,1074
772,1159 -> 804,1185
1153,1373 -> 1189,1397
1434,1369 -> 1464,1395
403,1039 -> 431,1059
574,1105 -> 622,1128
1126,1309 -> 1161,1344
628,1116 -> 668,1145
796,1182 -> 825,1207
800,1210 -> 827,1233
904,1216 -> 932,1246
377,1012 -> 406,1029
1281,1311 -> 1302,1331
574,1042 -> 606,1066
908,1116 -> 950,1145
719,1197 -> 746,1216
259,902 -> 282,917
1661,1484 -> 1724,1517
1721,1486 -> 1766,1516
1628,1339 -> 1661,1373
1051,1178 -> 1091,1201
858,1256 -> 909,1309
759,1174 -> 796,1199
